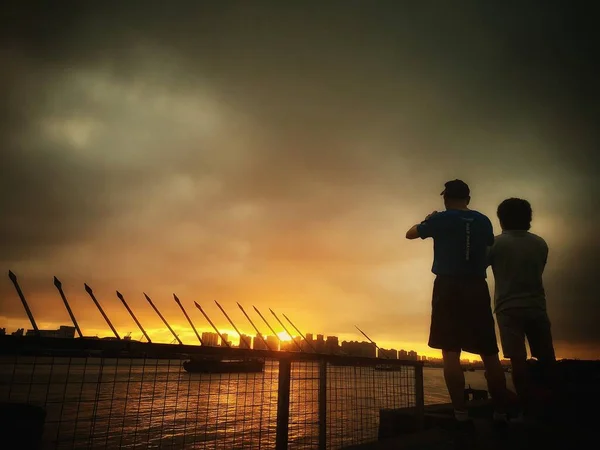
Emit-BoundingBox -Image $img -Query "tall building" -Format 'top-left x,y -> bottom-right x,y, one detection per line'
239,334 -> 252,349
316,334 -> 325,353
201,332 -> 219,347
407,350 -> 418,360
221,333 -> 229,347
293,336 -> 302,351
266,335 -> 279,351
302,333 -> 315,352
253,334 -> 267,350
325,336 -> 340,354
398,349 -> 408,359
378,348 -> 398,359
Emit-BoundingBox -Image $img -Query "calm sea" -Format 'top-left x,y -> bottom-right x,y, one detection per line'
0,358 -> 511,449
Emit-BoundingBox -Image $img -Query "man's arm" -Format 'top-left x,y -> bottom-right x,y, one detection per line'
405,224 -> 420,240
406,211 -> 439,240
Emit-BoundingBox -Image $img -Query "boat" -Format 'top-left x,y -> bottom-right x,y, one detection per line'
375,364 -> 403,372
182,357 -> 264,374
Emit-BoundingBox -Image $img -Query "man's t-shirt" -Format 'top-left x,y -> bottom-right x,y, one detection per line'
488,230 -> 548,313
416,210 -> 494,278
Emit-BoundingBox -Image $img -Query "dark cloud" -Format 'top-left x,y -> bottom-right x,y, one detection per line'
1,1 -> 598,356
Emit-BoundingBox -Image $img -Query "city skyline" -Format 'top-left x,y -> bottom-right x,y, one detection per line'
1,324 -> 425,361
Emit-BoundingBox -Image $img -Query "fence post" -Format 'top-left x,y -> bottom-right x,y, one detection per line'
414,363 -> 425,430
276,358 -> 292,450
318,359 -> 327,450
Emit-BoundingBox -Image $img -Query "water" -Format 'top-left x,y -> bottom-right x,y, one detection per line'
0,357 -> 506,449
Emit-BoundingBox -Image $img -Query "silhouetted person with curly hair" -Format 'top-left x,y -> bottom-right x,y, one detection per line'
488,198 -> 556,420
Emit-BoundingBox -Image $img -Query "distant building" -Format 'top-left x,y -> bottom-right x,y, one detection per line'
221,333 -> 229,347
266,335 -> 279,351
378,348 -> 398,359
26,326 -> 76,339
0,328 -> 5,336
407,350 -> 418,361
292,336 -> 302,351
341,341 -> 377,358
253,334 -> 267,350
316,334 -> 325,353
325,336 -> 340,354
303,333 -> 315,352
202,332 -> 219,347
280,340 -> 294,352
239,334 -> 252,349
420,355 -> 427,361
398,349 -> 408,359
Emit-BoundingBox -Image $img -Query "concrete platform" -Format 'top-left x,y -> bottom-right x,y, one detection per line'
344,417 -> 598,449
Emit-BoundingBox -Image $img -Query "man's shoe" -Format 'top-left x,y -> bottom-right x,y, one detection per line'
454,419 -> 476,433
453,420 -> 477,449
490,411 -> 508,438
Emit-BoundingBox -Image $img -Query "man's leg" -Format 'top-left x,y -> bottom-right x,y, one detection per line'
510,356 -> 531,411
526,310 -> 559,415
428,278 -> 469,421
442,350 -> 467,414
496,310 -> 528,411
481,352 -> 509,412
526,310 -> 557,388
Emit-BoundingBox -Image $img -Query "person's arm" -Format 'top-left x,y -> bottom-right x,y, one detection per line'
405,224 -> 420,240
405,211 -> 439,240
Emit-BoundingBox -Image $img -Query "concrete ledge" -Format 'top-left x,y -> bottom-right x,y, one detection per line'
0,402 -> 46,449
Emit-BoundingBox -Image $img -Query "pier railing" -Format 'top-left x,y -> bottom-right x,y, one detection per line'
0,336 -> 424,449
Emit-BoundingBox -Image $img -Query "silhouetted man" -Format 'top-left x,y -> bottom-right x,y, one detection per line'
489,198 -> 556,418
406,179 -> 508,426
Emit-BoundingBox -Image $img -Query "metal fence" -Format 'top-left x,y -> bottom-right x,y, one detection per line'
0,337 -> 424,449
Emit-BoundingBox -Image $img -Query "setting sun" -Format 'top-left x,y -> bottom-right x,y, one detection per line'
277,331 -> 292,342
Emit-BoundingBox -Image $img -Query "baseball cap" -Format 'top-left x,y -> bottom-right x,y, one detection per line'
441,179 -> 470,199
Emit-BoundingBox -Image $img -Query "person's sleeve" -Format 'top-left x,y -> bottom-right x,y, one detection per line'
542,238 -> 549,267
416,213 -> 441,239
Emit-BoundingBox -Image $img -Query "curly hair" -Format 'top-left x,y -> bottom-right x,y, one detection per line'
497,198 -> 532,231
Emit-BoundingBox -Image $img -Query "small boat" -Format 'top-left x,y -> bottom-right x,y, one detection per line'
375,364 -> 403,372
182,357 -> 264,374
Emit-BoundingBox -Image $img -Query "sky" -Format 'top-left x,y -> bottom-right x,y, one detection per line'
1,1 -> 598,359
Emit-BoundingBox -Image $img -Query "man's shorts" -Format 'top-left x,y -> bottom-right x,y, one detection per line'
495,307 -> 555,361
428,275 -> 499,355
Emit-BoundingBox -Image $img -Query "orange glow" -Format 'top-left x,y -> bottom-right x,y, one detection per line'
277,331 -> 292,341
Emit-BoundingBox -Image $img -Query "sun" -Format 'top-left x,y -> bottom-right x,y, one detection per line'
277,331 -> 292,341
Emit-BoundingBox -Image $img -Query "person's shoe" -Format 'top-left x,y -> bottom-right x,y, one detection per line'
492,412 -> 509,437
452,420 -> 477,450
454,419 -> 476,433
510,411 -> 526,424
